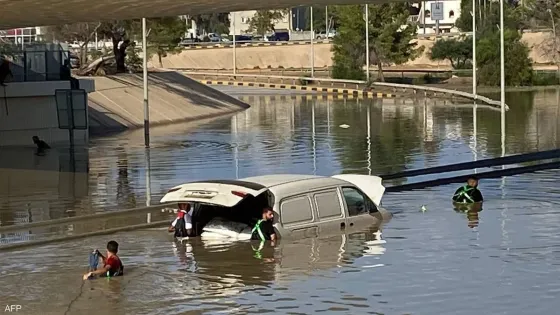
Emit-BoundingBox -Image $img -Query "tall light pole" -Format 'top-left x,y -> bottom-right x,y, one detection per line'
472,3 -> 477,98
232,12 -> 237,75
310,6 -> 315,77
365,4 -> 370,82
325,6 -> 329,34
499,0 -> 505,158
142,17 -> 150,147
548,9 -> 559,84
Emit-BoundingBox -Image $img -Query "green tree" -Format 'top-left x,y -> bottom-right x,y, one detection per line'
430,37 -> 472,69
145,17 -> 186,67
477,28 -> 533,86
45,22 -> 102,66
0,40 -> 19,58
97,20 -> 136,73
456,0 -> 523,32
193,13 -> 230,35
331,4 -> 421,81
246,10 -> 288,35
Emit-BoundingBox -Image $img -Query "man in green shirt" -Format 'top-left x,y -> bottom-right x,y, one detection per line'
452,175 -> 484,204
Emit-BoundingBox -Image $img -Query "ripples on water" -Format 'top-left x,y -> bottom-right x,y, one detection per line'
1,89 -> 560,314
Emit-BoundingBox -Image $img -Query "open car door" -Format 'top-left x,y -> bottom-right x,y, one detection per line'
160,180 -> 268,208
332,174 -> 385,206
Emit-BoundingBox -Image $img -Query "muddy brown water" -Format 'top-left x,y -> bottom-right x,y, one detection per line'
1,88 -> 560,314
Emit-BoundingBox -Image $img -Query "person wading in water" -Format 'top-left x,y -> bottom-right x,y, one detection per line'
452,175 -> 484,204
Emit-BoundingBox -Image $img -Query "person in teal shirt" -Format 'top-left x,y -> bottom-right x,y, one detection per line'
452,175 -> 483,204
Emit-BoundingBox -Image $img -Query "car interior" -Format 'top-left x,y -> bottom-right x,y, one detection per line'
188,190 -> 274,236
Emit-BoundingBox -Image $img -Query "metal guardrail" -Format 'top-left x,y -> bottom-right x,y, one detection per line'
180,70 -> 366,88
371,82 -> 508,110
178,71 -> 507,108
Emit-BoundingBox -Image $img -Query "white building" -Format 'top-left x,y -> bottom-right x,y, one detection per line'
0,26 -> 45,45
229,11 -> 291,35
410,1 -> 462,34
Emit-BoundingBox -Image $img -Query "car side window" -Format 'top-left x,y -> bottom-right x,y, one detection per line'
341,187 -> 378,216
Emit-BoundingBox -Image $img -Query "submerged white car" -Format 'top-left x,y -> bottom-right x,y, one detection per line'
160,174 -> 391,240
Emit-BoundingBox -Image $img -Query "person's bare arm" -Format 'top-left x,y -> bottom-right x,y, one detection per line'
270,233 -> 277,241
83,266 -> 110,280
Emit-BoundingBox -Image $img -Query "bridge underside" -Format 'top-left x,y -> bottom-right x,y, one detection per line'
0,0 -> 417,29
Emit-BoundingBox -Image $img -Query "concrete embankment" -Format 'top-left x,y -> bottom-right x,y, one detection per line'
87,70 -> 249,135
155,32 -> 551,70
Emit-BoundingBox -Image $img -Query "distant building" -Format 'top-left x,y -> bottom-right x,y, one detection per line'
229,11 -> 291,35
410,1 -> 462,34
0,27 -> 45,45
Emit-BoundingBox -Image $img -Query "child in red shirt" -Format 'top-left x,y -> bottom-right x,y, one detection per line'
83,240 -> 124,280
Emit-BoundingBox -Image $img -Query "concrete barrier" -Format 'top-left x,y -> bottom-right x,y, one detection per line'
198,80 -> 397,98
180,40 -> 331,50
180,71 -> 507,108
157,32 -> 553,70
86,70 -> 250,135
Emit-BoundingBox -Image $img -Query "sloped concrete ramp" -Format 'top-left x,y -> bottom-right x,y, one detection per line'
87,70 -> 249,135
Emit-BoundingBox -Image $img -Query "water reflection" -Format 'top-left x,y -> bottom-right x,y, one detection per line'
2,90 -> 560,233
0,147 -> 88,231
453,202 -> 483,229
0,227 -> 387,314
1,89 -> 560,314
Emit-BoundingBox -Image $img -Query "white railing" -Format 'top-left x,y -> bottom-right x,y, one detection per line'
179,71 -> 366,88
178,70 -> 507,109
372,82 -> 508,110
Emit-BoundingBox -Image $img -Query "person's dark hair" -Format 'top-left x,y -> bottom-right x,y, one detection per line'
107,240 -> 119,254
467,175 -> 479,181
262,207 -> 273,213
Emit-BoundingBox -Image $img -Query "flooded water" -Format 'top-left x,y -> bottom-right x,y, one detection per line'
1,88 -> 560,314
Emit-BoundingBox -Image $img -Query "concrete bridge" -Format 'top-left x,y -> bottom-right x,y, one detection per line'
0,0 -> 421,29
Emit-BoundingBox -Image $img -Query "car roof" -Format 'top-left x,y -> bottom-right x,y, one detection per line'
240,174 -> 346,189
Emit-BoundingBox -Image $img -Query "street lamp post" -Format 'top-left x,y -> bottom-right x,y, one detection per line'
325,6 -> 329,34
499,0 -> 505,156
310,6 -> 315,77
233,12 -> 237,75
548,9 -> 559,84
365,4 -> 370,82
142,17 -> 150,147
472,2 -> 477,98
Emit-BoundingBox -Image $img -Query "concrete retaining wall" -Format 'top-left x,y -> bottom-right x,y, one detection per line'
0,80 -> 93,146
156,32 -> 552,70
87,70 -> 250,135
